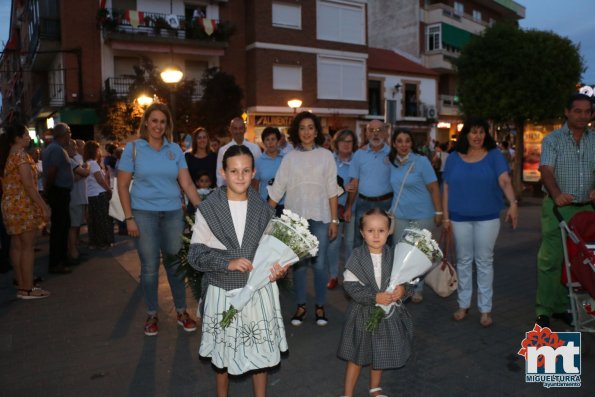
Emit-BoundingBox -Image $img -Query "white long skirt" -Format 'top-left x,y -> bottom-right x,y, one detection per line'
199,283 -> 288,375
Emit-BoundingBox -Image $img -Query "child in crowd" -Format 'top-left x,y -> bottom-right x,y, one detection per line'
337,208 -> 414,397
188,145 -> 288,397
194,170 -> 213,201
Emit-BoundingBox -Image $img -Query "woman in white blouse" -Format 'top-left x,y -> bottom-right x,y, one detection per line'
268,111 -> 339,327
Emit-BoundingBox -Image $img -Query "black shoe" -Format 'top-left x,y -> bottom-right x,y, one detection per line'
552,312 -> 574,327
315,305 -> 328,326
290,304 -> 307,327
535,315 -> 550,328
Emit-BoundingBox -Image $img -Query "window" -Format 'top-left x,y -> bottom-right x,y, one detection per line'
272,2 -> 301,29
403,83 -> 419,117
317,1 -> 365,45
472,10 -> 482,21
368,80 -> 382,116
317,56 -> 365,100
114,57 -> 138,77
185,60 -> 209,99
453,1 -> 464,16
273,65 -> 302,90
427,24 -> 441,51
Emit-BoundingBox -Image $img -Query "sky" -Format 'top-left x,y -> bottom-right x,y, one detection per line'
0,1 -> 593,83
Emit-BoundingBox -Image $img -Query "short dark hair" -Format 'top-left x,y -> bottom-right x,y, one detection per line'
332,129 -> 358,153
359,207 -> 392,231
566,93 -> 592,110
261,126 -> 281,141
456,116 -> 497,154
388,128 -> 417,165
288,111 -> 324,147
222,144 -> 255,170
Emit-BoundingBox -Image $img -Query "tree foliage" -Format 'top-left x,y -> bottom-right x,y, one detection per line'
454,22 -> 584,193
195,67 -> 244,137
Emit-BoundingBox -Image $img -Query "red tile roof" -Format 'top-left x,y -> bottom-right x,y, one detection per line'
368,47 -> 438,77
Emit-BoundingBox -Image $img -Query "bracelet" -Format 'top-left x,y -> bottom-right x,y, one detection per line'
435,211 -> 443,215
330,219 -> 340,225
125,216 -> 135,221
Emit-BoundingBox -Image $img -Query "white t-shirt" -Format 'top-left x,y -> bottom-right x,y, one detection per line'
267,147 -> 338,223
228,200 -> 248,247
86,160 -> 107,197
216,139 -> 262,186
343,250 -> 383,289
70,154 -> 88,205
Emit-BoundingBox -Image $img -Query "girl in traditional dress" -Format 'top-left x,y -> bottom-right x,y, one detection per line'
188,145 -> 288,397
338,208 -> 414,397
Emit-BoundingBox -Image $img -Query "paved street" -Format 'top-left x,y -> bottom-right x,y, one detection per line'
1,196 -> 593,397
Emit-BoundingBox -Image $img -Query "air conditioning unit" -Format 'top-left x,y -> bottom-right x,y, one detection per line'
425,105 -> 437,120
385,99 -> 397,124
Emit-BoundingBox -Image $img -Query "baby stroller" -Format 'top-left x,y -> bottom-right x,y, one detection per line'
555,206 -> 595,332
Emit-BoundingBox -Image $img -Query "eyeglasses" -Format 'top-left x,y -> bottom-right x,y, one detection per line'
367,127 -> 385,134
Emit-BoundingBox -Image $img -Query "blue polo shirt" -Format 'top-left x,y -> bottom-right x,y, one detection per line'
255,152 -> 284,204
335,153 -> 353,207
349,143 -> 391,197
389,153 -> 437,219
118,138 -> 187,211
443,149 -> 509,221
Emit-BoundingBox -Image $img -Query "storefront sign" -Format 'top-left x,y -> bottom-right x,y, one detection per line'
255,115 -> 293,126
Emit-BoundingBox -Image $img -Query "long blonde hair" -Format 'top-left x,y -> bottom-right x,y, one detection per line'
138,103 -> 173,142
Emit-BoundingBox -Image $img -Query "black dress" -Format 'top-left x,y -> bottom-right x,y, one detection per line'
185,152 -> 217,187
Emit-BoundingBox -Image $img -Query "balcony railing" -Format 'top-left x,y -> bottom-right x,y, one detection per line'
105,77 -> 204,101
97,8 -> 235,43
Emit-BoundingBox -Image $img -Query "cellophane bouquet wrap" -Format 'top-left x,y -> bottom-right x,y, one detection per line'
366,228 -> 442,332
220,209 -> 319,328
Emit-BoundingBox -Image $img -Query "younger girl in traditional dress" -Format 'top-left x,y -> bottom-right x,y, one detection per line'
337,208 -> 414,397
188,145 -> 288,397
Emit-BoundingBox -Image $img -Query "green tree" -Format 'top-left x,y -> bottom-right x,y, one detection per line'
195,67 -> 244,137
454,22 -> 584,194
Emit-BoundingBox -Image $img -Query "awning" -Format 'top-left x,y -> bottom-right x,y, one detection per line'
56,108 -> 99,125
441,23 -> 473,51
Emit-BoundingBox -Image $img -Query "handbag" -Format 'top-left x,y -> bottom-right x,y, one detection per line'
108,142 -> 136,221
388,160 -> 415,235
425,229 -> 458,297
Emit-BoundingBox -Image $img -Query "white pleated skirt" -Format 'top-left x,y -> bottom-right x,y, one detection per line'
199,283 -> 288,375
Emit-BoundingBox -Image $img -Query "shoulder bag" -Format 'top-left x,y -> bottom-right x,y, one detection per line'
424,228 -> 458,297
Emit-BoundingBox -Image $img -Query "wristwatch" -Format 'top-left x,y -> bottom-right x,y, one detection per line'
330,219 -> 340,224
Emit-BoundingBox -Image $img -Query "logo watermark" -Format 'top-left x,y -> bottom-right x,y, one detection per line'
518,324 -> 581,388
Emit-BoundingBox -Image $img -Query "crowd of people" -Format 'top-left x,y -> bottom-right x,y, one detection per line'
0,93 -> 592,397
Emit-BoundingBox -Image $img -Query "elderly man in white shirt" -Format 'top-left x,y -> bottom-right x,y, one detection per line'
216,117 -> 262,186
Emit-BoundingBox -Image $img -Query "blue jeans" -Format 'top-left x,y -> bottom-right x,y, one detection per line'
326,220 -> 355,278
393,217 -> 435,293
293,220 -> 330,306
451,218 -> 500,313
353,196 -> 392,248
133,209 -> 186,315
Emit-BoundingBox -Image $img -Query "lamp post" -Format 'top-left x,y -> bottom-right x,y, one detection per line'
161,65 -> 184,142
136,94 -> 154,108
287,98 -> 302,114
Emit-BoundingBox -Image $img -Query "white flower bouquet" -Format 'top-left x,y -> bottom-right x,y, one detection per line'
366,228 -> 442,332
220,209 -> 319,328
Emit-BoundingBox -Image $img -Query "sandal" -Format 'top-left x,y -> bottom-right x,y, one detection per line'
290,304 -> 307,326
315,305 -> 328,326
370,387 -> 388,397
452,308 -> 469,321
480,312 -> 493,328
17,287 -> 50,300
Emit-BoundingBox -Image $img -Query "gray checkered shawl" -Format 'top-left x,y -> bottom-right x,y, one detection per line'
338,245 -> 414,369
187,187 -> 275,291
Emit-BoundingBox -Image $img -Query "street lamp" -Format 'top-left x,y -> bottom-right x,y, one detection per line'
136,94 -> 154,108
161,65 -> 184,142
287,98 -> 302,114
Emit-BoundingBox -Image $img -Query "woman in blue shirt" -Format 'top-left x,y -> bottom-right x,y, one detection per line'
253,127 -> 284,215
326,129 -> 358,290
388,129 -> 442,303
443,117 -> 518,328
117,103 -> 202,336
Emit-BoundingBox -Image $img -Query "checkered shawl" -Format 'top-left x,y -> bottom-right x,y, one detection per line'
338,245 -> 414,369
187,187 -> 275,291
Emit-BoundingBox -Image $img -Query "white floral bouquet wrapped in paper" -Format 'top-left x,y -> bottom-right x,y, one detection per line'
366,228 -> 442,332
220,209 -> 319,328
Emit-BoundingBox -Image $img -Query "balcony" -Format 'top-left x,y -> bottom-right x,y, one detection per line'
98,8 -> 234,48
104,77 -> 204,101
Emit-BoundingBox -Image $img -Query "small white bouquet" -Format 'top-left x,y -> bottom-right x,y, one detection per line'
366,228 -> 442,332
220,209 -> 319,328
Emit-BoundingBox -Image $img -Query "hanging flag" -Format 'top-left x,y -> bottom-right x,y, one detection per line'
200,18 -> 217,36
124,10 -> 145,28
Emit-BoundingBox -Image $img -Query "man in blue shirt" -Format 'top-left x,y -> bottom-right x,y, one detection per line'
42,123 -> 74,274
536,93 -> 595,328
344,119 -> 392,247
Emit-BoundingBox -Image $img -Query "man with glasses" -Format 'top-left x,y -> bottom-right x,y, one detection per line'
344,120 -> 392,247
